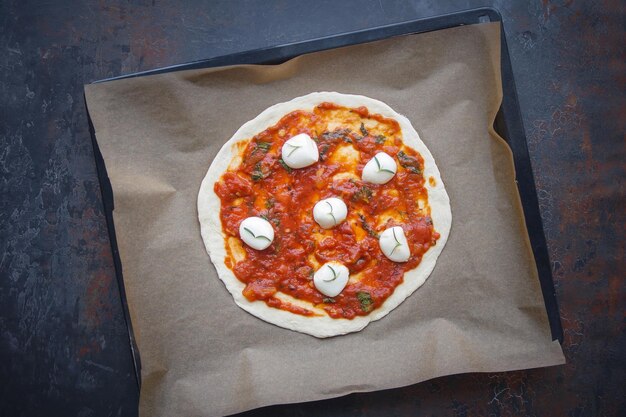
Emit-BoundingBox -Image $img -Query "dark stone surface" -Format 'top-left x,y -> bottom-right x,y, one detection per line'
1,1 -> 623,416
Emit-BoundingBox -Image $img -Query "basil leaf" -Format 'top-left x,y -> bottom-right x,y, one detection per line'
360,122 -> 368,136
320,129 -> 351,142
279,158 -> 292,173
357,291 -> 373,312
251,162 -> 265,181
352,186 -> 372,204
397,150 -> 422,174
358,213 -> 379,238
319,144 -> 330,160
257,141 -> 271,152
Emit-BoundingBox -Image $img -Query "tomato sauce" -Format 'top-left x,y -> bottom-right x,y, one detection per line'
214,103 -> 440,319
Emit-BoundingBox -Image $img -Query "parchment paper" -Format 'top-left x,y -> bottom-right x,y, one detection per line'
84,22 -> 564,417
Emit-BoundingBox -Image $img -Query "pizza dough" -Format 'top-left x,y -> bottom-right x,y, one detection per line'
198,92 -> 451,338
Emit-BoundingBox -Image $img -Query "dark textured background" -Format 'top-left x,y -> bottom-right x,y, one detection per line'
1,1 -> 624,416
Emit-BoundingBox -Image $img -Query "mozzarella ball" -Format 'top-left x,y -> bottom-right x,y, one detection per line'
281,133 -> 319,169
313,197 -> 348,229
379,226 -> 410,262
362,152 -> 397,184
239,216 -> 274,250
313,262 -> 350,297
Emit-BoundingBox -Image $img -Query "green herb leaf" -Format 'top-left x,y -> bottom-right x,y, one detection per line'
279,158 -> 293,173
392,227 -> 401,244
319,144 -> 330,160
356,291 -> 373,312
358,213 -> 379,238
243,226 -> 271,242
352,185 -> 373,204
323,265 -> 338,282
265,198 -> 275,209
375,135 -> 386,144
320,129 -> 351,142
326,201 -> 337,225
389,228 -> 403,256
286,143 -> 301,157
360,122 -> 368,136
397,150 -> 422,174
257,141 -> 271,152
251,162 -> 265,181
373,156 -> 395,175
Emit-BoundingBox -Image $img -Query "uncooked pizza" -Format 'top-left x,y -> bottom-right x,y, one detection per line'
198,92 -> 451,337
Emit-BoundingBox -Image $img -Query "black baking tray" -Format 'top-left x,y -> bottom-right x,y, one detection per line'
85,6 -> 564,390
